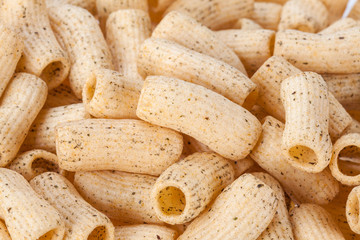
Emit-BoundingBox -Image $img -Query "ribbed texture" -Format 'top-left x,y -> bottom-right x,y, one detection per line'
0,168 -> 65,240
232,18 -> 263,30
0,221 -> 11,240
290,204 -> 345,240
115,225 -> 178,240
152,11 -> 246,74
45,83 -> 80,108
329,133 -> 360,185
137,76 -> 261,160
30,172 -> 114,240
0,0 -> 69,90
46,0 -> 97,13
251,2 -> 282,30
165,0 -> 254,30
274,28 -> 360,74
152,152 -> 234,224
178,173 -> 278,240
347,187 -> 360,233
56,119 -> 183,175
250,116 -> 339,204
22,103 -> 89,153
74,171 -> 162,224
343,119 -> 360,135
49,4 -> 113,98
83,69 -> 142,119
319,18 -> 360,34
216,29 -> 275,75
138,38 -> 257,107
252,172 -> 294,240
278,0 -> 328,32
0,73 -> 47,166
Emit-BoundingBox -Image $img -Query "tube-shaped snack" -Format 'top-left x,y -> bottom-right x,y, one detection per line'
56,119 -> 183,175
45,84 -> 81,108
321,0 -> 349,23
115,225 -> 178,240
0,73 -> 47,166
83,69 -> 142,119
329,133 -> 360,185
106,9 -> 151,81
22,103 -> 89,153
278,0 -> 328,32
256,0 -> 288,4
343,119 -> 360,135
165,0 -> 254,30
138,38 -> 256,107
322,73 -> 360,110
290,204 -> 345,240
151,152 -> 234,224
232,18 -> 263,30
46,0 -> 97,13
0,26 -> 24,97
178,173 -> 278,240
349,1 -> 360,20
319,18 -> 360,34
30,172 -> 114,240
250,116 -> 339,204
0,221 -> 10,240
252,172 -> 294,240
137,76 -> 261,160
274,28 -> 360,74
152,11 -> 246,73
74,171 -> 162,224
251,2 -> 282,30
0,0 -> 70,90
281,72 -> 332,173
9,149 -> 66,181
0,168 -> 65,240
49,4 -> 114,98
346,186 -> 360,234
251,56 -> 352,138
216,29 -> 275,75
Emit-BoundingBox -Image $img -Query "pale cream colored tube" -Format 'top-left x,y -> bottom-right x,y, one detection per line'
178,173 -> 278,240
346,185 -> 360,234
9,149 -> 66,181
256,0 -> 287,4
165,0 -> 254,30
74,171 -> 162,224
22,103 -> 90,153
252,172 -> 294,240
56,119 -> 183,175
45,83 -> 81,108
30,172 -> 115,240
138,38 -> 257,108
216,29 -> 275,76
0,168 -> 65,240
106,9 -> 151,81
152,11 -> 246,73
232,18 -> 263,30
82,69 -> 142,119
319,18 -> 360,34
278,0 -> 328,32
49,4 -> 114,98
349,1 -> 360,20
115,225 -> 178,240
0,0 -> 70,90
250,116 -> 339,204
137,76 -> 261,161
0,73 -> 47,166
46,0 -> 97,13
281,72 -> 332,173
0,221 -> 10,240
151,152 -> 234,224
251,2 -> 282,30
274,28 -> 360,74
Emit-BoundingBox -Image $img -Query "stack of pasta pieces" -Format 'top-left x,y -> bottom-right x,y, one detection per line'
0,0 -> 359,239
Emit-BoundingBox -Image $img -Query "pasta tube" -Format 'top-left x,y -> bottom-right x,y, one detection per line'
106,9 -> 151,81
251,2 -> 282,30
49,4 -> 114,98
115,225 -> 178,240
250,116 -> 339,204
22,103 -> 89,153
320,0 -> 349,23
232,18 -> 263,30
0,168 -> 65,240
274,28 -> 360,74
216,29 -> 275,75
319,18 -> 360,34
0,0 -> 70,90
343,119 -> 360,135
329,133 -> 360,185
0,221 -> 10,240
138,38 -> 257,107
346,185 -> 360,234
349,0 -> 360,20
178,173 -> 278,240
56,119 -> 183,175
74,171 -> 162,224
136,76 -> 261,161
165,0 -> 254,30
83,69 -> 142,119
281,72 -> 332,173
290,204 -> 345,240
278,0 -> 328,32
44,84 -> 81,108
46,0 -> 97,13
152,11 -> 246,73
151,152 -> 234,224
0,73 -> 47,166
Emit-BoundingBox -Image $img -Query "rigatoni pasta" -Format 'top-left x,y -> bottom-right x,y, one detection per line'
0,221 -> 11,240
346,185 -> 360,234
115,225 -> 178,240
232,18 -> 263,30
46,0 -> 97,13
44,83 -> 81,108
251,2 -> 282,30
319,18 -> 360,34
